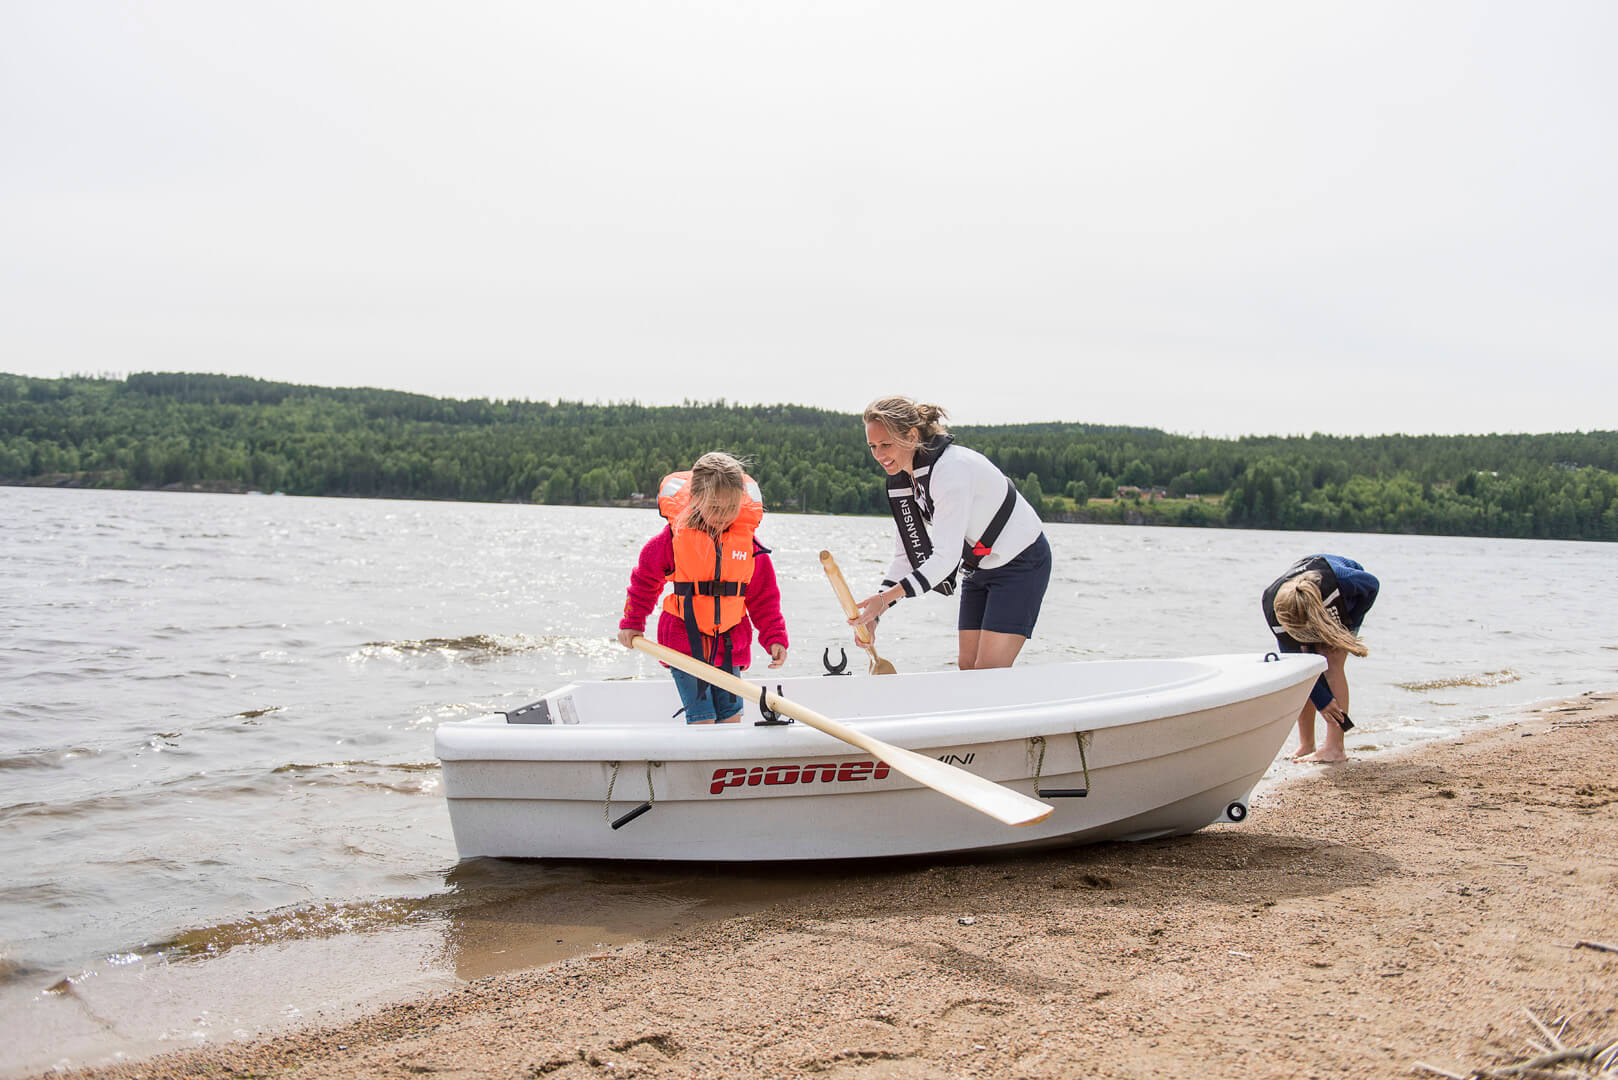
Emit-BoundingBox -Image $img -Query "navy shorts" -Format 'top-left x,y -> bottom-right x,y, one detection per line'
958,533 -> 1052,638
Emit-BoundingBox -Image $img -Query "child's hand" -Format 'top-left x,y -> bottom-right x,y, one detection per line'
617,629 -> 642,650
767,643 -> 787,668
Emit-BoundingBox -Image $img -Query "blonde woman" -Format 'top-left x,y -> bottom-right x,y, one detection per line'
850,397 -> 1050,670
1261,555 -> 1380,762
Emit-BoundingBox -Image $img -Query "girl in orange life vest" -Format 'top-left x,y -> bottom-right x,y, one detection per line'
617,452 -> 789,724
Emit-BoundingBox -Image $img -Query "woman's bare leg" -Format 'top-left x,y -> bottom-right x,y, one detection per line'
1290,702 -> 1317,759
960,629 -> 1027,670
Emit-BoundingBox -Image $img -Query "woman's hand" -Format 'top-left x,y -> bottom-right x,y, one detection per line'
1320,699 -> 1350,727
850,590 -> 894,632
767,643 -> 787,669
617,629 -> 642,650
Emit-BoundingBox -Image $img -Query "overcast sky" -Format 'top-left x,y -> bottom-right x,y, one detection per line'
3,2 -> 1613,437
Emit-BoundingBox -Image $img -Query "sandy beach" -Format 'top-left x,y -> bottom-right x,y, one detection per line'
42,692 -> 1618,1080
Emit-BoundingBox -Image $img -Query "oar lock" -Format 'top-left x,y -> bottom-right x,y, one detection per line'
755,685 -> 792,726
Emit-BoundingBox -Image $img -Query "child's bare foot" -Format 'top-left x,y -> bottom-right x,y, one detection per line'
1300,748 -> 1349,763
1290,745 -> 1318,760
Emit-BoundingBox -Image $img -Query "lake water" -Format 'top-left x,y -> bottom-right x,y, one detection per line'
2,487 -> 1614,1075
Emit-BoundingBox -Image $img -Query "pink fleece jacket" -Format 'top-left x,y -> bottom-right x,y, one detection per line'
619,527 -> 790,670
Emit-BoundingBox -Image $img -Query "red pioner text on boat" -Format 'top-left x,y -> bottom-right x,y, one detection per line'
709,760 -> 892,795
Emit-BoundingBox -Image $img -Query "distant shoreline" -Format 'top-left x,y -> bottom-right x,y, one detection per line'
6,479 -> 1615,544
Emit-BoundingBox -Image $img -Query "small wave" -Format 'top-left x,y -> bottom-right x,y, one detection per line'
349,633 -> 602,665
0,760 -> 441,824
0,747 -> 97,771
150,894 -> 445,962
232,706 -> 282,719
1395,670 -> 1522,692
271,760 -> 441,795
0,952 -> 48,987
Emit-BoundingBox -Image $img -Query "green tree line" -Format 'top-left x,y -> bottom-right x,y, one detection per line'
2,372 -> 1614,541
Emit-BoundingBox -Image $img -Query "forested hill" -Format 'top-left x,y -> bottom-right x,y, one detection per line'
2,372 -> 1615,541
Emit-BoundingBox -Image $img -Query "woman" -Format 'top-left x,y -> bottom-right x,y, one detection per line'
1261,554 -> 1379,762
850,396 -> 1051,670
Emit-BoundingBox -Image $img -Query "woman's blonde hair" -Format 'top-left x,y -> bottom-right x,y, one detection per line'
863,396 -> 949,447
684,451 -> 749,532
1273,573 -> 1369,657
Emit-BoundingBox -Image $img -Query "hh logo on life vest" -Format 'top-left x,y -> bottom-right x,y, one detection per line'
729,550 -> 749,560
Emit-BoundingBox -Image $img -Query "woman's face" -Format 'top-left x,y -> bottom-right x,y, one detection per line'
866,420 -> 918,476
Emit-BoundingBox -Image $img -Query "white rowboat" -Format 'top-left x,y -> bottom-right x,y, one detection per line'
435,652 -> 1325,862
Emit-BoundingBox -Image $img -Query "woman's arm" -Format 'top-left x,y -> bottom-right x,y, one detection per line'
1319,647 -> 1351,724
888,467 -> 974,600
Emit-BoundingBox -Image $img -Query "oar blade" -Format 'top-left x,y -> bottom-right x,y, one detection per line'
873,741 -> 1053,827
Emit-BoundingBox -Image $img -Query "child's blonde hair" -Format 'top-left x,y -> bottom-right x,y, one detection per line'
1273,573 -> 1369,657
862,396 -> 949,448
684,452 -> 749,533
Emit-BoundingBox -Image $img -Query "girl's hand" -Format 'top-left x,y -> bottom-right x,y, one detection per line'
767,643 -> 787,669
617,629 -> 642,650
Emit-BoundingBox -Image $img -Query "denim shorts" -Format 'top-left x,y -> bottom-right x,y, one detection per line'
958,532 -> 1052,638
671,664 -> 742,723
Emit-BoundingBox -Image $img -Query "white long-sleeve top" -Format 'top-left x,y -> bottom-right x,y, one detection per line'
882,442 -> 1044,598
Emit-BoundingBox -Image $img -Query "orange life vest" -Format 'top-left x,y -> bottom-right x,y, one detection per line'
657,470 -> 765,639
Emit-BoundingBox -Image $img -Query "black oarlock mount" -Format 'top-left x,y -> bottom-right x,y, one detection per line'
821,647 -> 851,675
755,685 -> 793,726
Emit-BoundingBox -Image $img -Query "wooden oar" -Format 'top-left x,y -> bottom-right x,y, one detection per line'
630,637 -> 1051,827
819,550 -> 898,675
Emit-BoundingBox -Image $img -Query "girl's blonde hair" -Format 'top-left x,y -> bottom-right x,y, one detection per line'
862,396 -> 949,448
683,451 -> 749,533
1273,573 -> 1369,657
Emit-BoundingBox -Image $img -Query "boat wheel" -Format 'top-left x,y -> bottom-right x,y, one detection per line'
1225,801 -> 1248,822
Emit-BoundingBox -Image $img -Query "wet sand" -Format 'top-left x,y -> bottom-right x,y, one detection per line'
39,692 -> 1618,1080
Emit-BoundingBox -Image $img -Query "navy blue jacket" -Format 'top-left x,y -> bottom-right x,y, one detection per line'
1261,554 -> 1379,709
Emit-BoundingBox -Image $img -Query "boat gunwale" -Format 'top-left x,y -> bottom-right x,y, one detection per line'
435,653 -> 1325,764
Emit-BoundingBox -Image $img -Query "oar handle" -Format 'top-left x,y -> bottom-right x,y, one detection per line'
819,551 -> 873,646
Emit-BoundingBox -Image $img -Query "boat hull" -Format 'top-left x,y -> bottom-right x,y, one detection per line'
435,653 -> 1323,861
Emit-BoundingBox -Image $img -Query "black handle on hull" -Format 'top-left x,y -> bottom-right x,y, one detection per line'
611,802 -> 653,829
